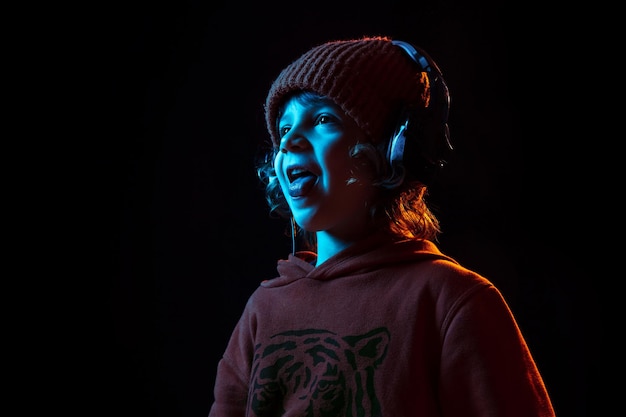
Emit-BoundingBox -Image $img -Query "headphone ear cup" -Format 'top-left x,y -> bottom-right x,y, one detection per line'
382,113 -> 410,188
387,116 -> 409,167
385,106 -> 450,186
389,40 -> 454,185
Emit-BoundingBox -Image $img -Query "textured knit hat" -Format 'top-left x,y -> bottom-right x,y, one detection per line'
264,36 -> 430,147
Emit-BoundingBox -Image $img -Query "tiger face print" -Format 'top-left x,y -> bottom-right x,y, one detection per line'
249,327 -> 390,416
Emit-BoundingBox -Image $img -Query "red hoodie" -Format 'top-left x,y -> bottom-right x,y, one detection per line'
208,233 -> 555,416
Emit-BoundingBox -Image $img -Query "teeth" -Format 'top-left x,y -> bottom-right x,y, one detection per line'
287,167 -> 308,181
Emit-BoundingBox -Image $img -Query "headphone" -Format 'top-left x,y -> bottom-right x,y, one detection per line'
387,40 -> 453,186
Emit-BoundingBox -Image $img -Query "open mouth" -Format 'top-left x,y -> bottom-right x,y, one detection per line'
287,167 -> 314,182
287,167 -> 318,197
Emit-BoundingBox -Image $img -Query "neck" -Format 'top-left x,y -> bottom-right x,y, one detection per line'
314,233 -> 351,266
315,228 -> 376,266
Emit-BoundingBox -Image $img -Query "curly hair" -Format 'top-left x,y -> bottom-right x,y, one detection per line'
256,91 -> 441,251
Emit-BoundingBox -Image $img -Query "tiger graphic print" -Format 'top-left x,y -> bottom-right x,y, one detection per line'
249,327 -> 390,416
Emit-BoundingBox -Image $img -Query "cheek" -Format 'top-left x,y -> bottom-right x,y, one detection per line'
273,154 -> 290,190
325,148 -> 370,185
273,149 -> 282,167
321,144 -> 353,174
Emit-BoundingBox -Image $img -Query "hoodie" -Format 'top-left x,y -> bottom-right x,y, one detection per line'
208,233 -> 555,417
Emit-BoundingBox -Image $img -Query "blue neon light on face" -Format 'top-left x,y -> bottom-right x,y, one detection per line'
274,94 -> 377,239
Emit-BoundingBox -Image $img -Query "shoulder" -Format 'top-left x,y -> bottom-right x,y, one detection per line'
388,254 -> 500,321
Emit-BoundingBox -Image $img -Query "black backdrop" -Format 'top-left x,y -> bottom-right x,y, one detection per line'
75,1 -> 597,416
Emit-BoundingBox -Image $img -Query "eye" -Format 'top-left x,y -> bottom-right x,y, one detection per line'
316,113 -> 337,125
278,125 -> 291,138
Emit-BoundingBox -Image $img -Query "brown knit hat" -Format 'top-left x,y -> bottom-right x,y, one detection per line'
264,36 -> 430,147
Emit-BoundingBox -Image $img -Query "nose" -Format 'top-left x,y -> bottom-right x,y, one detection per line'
279,129 -> 310,154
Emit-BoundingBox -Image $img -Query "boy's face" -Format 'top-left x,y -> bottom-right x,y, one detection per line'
274,94 -> 378,239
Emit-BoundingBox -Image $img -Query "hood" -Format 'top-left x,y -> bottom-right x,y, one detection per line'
261,233 -> 456,288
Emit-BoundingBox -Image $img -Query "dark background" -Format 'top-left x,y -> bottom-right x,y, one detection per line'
67,1 -> 598,416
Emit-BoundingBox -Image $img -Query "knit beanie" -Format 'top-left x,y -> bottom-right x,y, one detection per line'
264,36 -> 430,147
